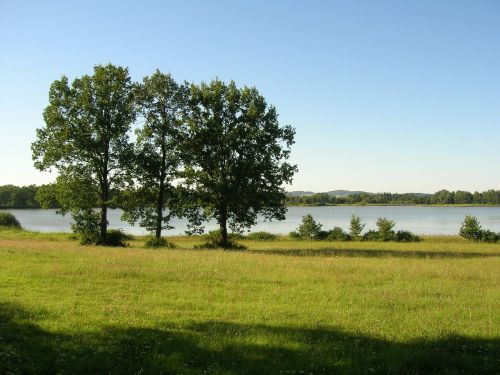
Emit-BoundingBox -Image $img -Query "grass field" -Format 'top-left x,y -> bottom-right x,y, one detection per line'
0,229 -> 499,374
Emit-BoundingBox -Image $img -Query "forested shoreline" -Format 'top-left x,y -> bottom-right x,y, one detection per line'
2,184 -> 500,209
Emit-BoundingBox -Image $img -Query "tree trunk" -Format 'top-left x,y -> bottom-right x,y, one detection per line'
155,138 -> 167,239
100,181 -> 108,243
155,180 -> 164,239
100,201 -> 107,243
219,201 -> 228,248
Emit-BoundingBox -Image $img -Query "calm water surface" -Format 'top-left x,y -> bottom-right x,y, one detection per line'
2,206 -> 500,235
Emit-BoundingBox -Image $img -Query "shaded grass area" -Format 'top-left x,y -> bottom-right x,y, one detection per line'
0,232 -> 499,373
1,302 -> 498,374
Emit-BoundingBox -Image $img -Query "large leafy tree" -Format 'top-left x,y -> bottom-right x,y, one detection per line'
121,71 -> 186,239
32,64 -> 135,244
183,79 -> 297,248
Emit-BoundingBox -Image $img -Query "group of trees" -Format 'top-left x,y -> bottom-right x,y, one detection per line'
31,64 -> 296,248
0,185 -> 40,208
286,189 -> 500,206
290,214 -> 420,242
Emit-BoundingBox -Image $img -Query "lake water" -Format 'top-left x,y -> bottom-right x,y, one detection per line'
2,206 -> 500,235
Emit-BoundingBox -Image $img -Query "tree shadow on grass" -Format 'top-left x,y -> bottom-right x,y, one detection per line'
0,302 -> 498,374
248,248 -> 500,259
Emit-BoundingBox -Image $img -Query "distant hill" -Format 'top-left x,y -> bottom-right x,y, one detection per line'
325,190 -> 373,197
287,190 -> 432,197
287,190 -> 372,197
287,191 -> 314,196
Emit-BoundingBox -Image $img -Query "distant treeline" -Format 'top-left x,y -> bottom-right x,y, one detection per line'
2,185 -> 500,209
286,190 -> 500,206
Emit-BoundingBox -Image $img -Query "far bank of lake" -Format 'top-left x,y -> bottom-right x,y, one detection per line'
2,206 -> 500,236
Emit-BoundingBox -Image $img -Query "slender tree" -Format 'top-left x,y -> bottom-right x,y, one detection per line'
182,79 -> 297,248
121,71 -> 186,240
32,64 -> 135,244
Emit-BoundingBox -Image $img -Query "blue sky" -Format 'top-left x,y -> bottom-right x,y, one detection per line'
1,0 -> 499,193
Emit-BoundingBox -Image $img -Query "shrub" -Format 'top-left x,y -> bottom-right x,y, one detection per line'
144,236 -> 177,248
288,231 -> 301,239
349,214 -> 365,239
459,215 -> 482,241
362,230 -> 380,241
297,214 -> 322,239
326,227 -> 351,241
71,210 -> 100,245
395,230 -> 420,242
197,229 -> 246,250
376,217 -> 396,241
246,231 -> 277,240
479,229 -> 500,243
0,212 -> 22,229
103,229 -> 131,247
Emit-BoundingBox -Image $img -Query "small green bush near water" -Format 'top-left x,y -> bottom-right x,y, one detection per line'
459,215 -> 500,243
196,229 -> 247,250
325,227 -> 351,241
292,214 -> 419,242
297,214 -> 323,239
0,212 -> 22,229
144,236 -> 177,249
395,230 -> 420,242
104,229 -> 132,247
459,215 -> 483,241
246,231 -> 277,240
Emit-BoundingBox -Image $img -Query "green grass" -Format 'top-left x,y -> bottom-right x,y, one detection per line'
1,230 -> 499,374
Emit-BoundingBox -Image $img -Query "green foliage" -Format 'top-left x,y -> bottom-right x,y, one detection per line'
349,214 -> 365,238
246,231 -> 277,240
144,237 -> 177,249
395,230 -> 420,243
288,231 -> 301,239
104,230 -> 131,247
0,212 -> 22,229
479,229 -> 500,243
459,216 -> 499,243
325,227 -> 351,241
32,64 -> 136,244
459,215 -> 482,241
0,185 -> 39,208
181,79 -> 297,248
70,209 -> 100,245
297,214 -> 323,239
362,230 -> 380,241
121,71 -> 186,239
376,217 -> 396,241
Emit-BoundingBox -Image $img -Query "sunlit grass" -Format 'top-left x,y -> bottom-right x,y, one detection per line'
1,230 -> 499,373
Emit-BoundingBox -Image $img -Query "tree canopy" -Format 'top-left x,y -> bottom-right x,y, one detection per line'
182,79 -> 297,247
32,64 -> 135,244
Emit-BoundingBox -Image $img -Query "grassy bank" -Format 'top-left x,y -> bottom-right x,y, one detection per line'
1,230 -> 499,374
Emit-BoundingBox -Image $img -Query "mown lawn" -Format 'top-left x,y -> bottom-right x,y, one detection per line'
0,230 -> 499,374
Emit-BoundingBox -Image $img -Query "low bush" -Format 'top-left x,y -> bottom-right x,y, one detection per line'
103,229 -> 132,247
288,231 -> 301,239
246,231 -> 277,240
144,236 -> 177,249
0,212 -> 22,229
202,229 -> 243,242
297,214 -> 323,239
325,227 -> 351,241
362,230 -> 380,241
459,215 -> 483,241
71,210 -> 101,245
479,230 -> 499,243
376,217 -> 396,241
394,230 -> 420,242
197,229 -> 246,250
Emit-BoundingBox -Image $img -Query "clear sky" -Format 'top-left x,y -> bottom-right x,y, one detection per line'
1,0 -> 499,193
